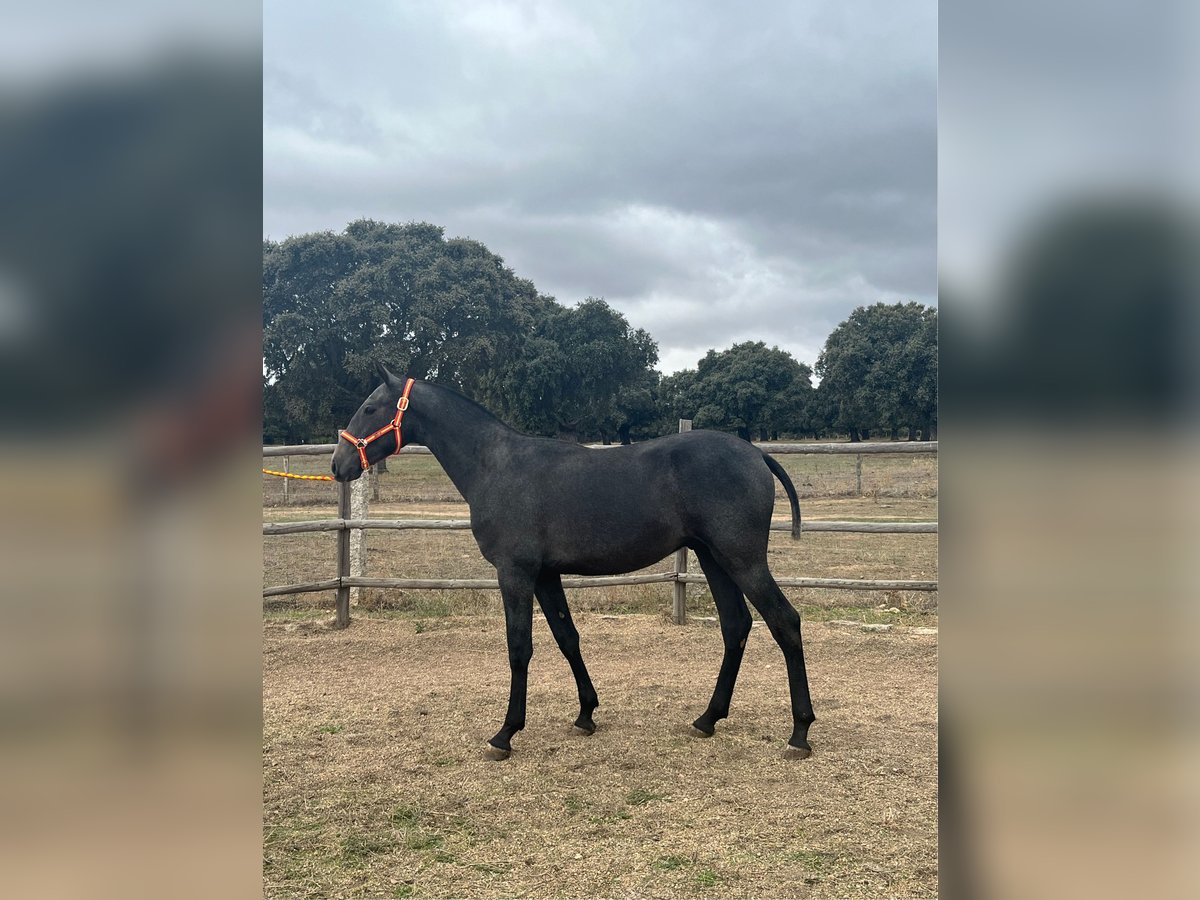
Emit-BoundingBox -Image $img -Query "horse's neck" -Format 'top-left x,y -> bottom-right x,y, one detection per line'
416,386 -> 512,502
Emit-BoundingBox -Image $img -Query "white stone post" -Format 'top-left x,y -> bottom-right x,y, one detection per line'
349,475 -> 369,606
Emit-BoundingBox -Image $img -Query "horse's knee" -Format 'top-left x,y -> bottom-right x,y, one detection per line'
508,641 -> 533,668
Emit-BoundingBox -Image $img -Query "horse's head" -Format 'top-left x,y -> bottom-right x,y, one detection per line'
331,363 -> 415,482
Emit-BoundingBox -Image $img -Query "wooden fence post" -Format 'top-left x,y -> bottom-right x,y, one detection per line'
283,455 -> 290,504
855,454 -> 862,496
672,419 -> 692,625
335,480 -> 351,628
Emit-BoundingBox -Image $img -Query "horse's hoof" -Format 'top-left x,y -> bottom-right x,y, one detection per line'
781,743 -> 812,760
483,744 -> 511,761
688,724 -> 715,739
572,722 -> 596,736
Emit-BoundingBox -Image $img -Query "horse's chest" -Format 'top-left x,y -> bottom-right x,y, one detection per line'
468,499 -> 538,562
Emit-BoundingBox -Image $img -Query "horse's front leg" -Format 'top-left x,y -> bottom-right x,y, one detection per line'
484,565 -> 537,761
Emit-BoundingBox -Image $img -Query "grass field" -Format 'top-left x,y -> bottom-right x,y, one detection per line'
263,444 -> 937,898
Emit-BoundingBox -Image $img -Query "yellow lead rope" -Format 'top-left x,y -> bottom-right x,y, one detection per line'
262,468 -> 336,482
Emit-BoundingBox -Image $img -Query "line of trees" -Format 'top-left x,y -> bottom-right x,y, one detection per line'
264,220 -> 936,445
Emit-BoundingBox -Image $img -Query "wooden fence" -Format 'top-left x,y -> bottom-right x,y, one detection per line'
263,433 -> 937,628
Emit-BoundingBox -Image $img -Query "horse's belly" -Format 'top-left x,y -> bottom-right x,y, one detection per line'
547,528 -> 680,576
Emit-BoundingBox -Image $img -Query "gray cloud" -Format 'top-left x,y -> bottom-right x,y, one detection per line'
264,0 -> 936,372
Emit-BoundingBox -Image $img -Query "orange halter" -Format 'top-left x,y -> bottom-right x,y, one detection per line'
339,377 -> 415,472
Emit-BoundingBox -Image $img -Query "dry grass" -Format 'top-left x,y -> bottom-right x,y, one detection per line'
264,615 -> 937,899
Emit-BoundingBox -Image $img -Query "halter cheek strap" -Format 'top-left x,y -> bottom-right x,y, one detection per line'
339,377 -> 415,471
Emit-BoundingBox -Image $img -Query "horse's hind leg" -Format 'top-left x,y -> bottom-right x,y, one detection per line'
535,571 -> 600,735
690,544 -> 753,737
727,560 -> 816,759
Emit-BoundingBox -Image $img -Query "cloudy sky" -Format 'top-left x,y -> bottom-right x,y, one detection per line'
264,1 -> 936,375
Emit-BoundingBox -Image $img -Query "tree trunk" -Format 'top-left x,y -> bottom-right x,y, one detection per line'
890,426 -> 900,441
736,425 -> 751,442
848,427 -> 861,443
618,423 -> 632,445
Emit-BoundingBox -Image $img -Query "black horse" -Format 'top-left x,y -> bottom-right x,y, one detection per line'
332,365 -> 816,761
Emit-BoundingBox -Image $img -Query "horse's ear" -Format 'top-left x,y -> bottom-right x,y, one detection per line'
376,361 -> 398,388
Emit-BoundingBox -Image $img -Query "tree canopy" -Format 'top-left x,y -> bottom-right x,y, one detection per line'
264,221 -> 547,442
665,342 -> 814,441
491,296 -> 659,441
264,222 -> 657,443
263,220 -> 936,445
815,302 -> 937,440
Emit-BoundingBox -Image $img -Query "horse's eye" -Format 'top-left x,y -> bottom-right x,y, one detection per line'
364,406 -> 375,415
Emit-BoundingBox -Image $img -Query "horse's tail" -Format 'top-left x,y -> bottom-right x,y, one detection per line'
762,452 -> 802,539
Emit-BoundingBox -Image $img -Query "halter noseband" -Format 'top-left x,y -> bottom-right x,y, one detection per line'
339,377 -> 415,472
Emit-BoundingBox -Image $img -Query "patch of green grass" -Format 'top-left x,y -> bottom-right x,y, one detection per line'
693,869 -> 721,889
390,805 -> 421,828
414,620 -> 426,634
316,723 -> 343,734
393,885 -> 415,898
431,756 -> 458,767
563,794 -> 584,815
433,850 -> 455,863
263,820 -> 323,849
340,831 -> 397,862
788,850 -> 838,871
444,814 -> 480,837
625,788 -> 665,806
404,830 -> 444,851
653,855 -> 689,871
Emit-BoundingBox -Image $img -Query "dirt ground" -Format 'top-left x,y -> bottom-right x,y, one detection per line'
264,614 -> 937,899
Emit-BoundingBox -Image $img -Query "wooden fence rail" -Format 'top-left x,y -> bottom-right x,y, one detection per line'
263,436 -> 937,627
264,518 -> 937,536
